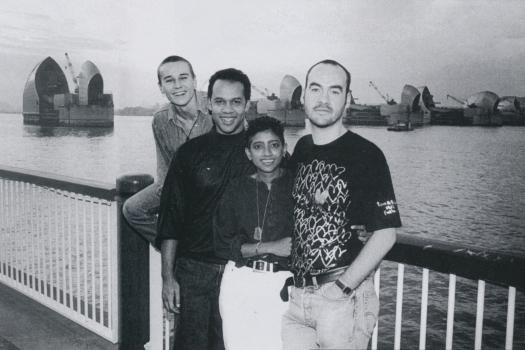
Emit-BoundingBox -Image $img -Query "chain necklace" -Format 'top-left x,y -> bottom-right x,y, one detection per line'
254,178 -> 271,241
183,115 -> 200,142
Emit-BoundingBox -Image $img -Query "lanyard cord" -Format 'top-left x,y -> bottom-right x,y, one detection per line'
255,179 -> 271,241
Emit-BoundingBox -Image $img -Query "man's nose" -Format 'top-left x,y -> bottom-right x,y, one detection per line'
173,79 -> 182,88
223,102 -> 234,113
319,90 -> 330,103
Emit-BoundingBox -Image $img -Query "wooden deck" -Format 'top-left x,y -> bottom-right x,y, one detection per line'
0,283 -> 116,350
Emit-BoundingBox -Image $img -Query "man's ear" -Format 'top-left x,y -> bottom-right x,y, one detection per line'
345,91 -> 352,109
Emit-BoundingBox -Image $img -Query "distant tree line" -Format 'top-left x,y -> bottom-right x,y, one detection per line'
115,104 -> 162,116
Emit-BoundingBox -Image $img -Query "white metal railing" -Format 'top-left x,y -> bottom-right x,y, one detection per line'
369,264 -> 519,350
506,287 -> 516,349
0,178 -> 119,342
146,256 -> 521,350
148,247 -> 172,350
2,169 -> 521,348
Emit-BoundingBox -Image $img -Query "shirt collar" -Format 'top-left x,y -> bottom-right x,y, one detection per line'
167,92 -> 208,125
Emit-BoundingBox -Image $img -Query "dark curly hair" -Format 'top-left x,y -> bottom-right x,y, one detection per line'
207,68 -> 251,101
245,116 -> 284,148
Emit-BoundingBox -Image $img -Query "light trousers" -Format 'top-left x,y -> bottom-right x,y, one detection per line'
282,276 -> 379,350
219,261 -> 292,350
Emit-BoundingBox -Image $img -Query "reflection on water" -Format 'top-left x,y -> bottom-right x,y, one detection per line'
23,125 -> 114,138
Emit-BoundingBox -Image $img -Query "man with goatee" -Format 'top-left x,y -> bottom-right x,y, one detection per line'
282,59 -> 402,350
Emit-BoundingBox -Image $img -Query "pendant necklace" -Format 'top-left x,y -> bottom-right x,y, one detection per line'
254,178 -> 271,241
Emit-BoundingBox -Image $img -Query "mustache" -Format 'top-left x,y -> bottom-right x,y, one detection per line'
313,103 -> 332,111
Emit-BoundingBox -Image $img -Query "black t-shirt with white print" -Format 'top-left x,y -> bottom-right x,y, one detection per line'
290,131 -> 402,278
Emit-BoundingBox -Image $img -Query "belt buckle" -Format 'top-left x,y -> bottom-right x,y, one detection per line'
302,275 -> 318,289
252,260 -> 268,272
294,275 -> 314,288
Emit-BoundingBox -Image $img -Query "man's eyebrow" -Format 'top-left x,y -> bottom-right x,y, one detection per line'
330,85 -> 344,91
308,82 -> 321,88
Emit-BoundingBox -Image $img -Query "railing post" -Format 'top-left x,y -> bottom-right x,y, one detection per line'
116,174 -> 154,350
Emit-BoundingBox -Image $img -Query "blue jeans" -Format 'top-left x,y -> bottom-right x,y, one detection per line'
174,257 -> 225,350
282,276 -> 378,350
122,182 -> 160,245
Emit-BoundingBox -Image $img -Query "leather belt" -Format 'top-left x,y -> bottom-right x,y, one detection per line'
293,267 -> 347,288
246,260 -> 287,273
279,266 -> 348,301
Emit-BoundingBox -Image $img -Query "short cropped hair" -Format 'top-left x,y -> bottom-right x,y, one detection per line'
208,68 -> 251,101
157,55 -> 195,84
245,116 -> 284,148
305,59 -> 351,94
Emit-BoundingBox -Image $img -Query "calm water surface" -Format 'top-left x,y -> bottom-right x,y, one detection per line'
1,113 -> 524,348
2,113 -> 524,254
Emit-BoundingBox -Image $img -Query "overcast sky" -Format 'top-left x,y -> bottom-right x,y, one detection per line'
1,0 -> 524,109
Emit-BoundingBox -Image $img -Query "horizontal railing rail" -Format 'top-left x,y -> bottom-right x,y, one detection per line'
387,233 -> 525,291
0,165 -> 115,200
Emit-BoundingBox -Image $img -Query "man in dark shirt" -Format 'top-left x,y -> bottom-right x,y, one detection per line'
282,60 -> 402,350
156,68 -> 254,350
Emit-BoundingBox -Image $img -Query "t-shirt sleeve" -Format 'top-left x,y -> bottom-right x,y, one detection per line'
363,148 -> 402,232
155,148 -> 186,248
213,182 -> 247,263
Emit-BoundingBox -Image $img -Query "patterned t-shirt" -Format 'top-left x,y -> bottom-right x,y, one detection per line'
290,131 -> 402,278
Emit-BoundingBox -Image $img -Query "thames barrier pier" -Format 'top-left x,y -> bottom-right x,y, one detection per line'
22,55 -> 114,127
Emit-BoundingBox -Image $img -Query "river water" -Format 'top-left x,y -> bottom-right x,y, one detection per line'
1,113 -> 524,348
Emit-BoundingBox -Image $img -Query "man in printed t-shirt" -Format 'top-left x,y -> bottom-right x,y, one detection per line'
282,59 -> 402,350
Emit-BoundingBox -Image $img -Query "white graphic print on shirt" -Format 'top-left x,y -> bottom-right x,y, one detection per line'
292,159 -> 352,276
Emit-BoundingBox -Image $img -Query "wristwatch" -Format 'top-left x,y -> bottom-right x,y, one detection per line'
335,279 -> 354,295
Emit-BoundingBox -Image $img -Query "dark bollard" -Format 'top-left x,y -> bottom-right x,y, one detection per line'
116,174 -> 154,350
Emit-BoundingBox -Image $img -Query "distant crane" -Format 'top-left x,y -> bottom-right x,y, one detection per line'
369,81 -> 396,105
64,52 -> 79,93
252,85 -> 268,98
446,94 -> 466,106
